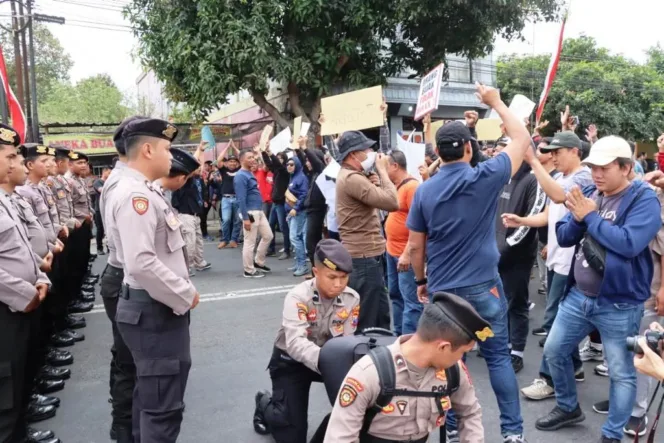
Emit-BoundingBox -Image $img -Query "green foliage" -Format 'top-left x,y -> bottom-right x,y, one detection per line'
39,74 -> 132,124
497,36 -> 664,141
125,0 -> 562,126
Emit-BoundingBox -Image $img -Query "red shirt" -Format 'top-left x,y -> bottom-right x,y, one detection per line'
254,169 -> 274,204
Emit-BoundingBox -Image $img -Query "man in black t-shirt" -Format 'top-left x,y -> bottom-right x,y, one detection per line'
214,155 -> 243,249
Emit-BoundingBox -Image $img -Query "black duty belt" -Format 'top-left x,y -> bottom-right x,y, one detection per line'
362,435 -> 428,443
103,264 -> 123,278
120,285 -> 155,303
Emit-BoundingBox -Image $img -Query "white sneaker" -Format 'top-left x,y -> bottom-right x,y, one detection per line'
579,341 -> 603,362
594,363 -> 609,377
503,435 -> 527,443
446,430 -> 460,443
520,379 -> 555,400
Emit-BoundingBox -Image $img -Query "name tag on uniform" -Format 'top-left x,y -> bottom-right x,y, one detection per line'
57,190 -> 65,199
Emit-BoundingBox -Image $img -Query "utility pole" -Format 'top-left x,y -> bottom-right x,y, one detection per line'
27,0 -> 38,141
17,0 -> 32,140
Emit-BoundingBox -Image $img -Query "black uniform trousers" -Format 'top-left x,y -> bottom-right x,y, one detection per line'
94,211 -> 105,251
66,222 -> 92,301
100,264 -> 135,430
499,257 -> 536,354
0,305 -> 33,443
116,287 -> 191,443
305,209 -> 326,266
264,347 -> 322,443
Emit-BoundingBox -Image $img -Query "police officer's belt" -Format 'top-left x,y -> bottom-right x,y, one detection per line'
361,435 -> 428,443
120,285 -> 154,303
103,264 -> 123,278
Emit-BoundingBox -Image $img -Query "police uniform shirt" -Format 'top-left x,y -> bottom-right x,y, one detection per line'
274,279 -> 360,373
100,161 -> 128,268
40,179 -> 61,235
0,189 -> 50,311
324,335 -> 483,443
46,175 -> 76,230
11,192 -> 50,261
108,166 -> 196,315
65,171 -> 92,222
16,181 -> 58,245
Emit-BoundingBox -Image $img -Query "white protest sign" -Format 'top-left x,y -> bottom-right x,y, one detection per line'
396,132 -> 426,182
322,158 -> 341,179
487,94 -> 536,122
301,122 -> 311,137
270,127 -> 291,154
414,63 -> 444,121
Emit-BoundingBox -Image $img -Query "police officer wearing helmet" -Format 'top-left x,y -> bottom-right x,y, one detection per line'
324,292 -> 487,443
253,239 -> 361,443
107,118 -> 199,443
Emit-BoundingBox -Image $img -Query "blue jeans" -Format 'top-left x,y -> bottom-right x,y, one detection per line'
268,203 -> 290,254
288,212 -> 307,269
542,270 -> 568,332
443,278 -> 523,436
385,253 -> 421,335
544,286 -> 643,440
221,196 -> 241,243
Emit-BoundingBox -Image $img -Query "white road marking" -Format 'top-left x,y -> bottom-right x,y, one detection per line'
84,284 -> 297,315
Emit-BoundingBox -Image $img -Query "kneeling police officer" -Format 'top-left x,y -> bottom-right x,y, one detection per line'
253,239 -> 361,443
324,292 -> 488,443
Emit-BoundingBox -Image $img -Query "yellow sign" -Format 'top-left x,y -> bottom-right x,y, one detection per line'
291,116 -> 302,149
43,133 -> 116,155
258,124 -> 273,151
320,86 -> 383,136
475,119 -> 503,141
189,125 -> 231,141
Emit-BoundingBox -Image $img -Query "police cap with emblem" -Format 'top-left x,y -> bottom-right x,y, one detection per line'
431,292 -> 494,342
51,145 -> 71,159
0,123 -> 20,148
315,239 -> 352,274
22,143 -> 56,159
113,116 -> 146,155
170,148 -> 200,175
122,118 -> 179,143
68,151 -> 88,162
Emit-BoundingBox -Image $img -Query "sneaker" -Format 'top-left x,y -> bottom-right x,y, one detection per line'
446,430 -> 460,443
532,327 -> 548,336
503,435 -> 527,443
594,363 -> 609,377
535,405 -> 585,431
521,379 -> 555,400
293,267 -> 309,277
278,252 -> 291,260
623,415 -> 647,437
580,341 -> 603,362
575,368 -> 585,382
254,262 -> 271,273
593,400 -> 609,415
196,263 -> 211,271
287,265 -> 296,271
278,248 -> 284,253
217,241 -> 227,249
528,302 -> 536,311
203,235 -> 214,241
188,268 -> 195,277
539,337 -> 546,348
253,391 -> 271,435
538,287 -> 547,295
511,355 -> 524,374
599,436 -> 621,443
244,271 -> 265,278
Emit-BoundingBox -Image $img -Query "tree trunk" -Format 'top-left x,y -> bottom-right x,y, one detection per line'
250,89 -> 290,129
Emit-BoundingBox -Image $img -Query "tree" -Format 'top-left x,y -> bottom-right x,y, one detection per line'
125,0 -> 561,130
0,24 -> 74,103
39,74 -> 132,124
497,36 -> 664,141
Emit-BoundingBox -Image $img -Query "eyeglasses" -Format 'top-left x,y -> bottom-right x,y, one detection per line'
287,163 -> 295,167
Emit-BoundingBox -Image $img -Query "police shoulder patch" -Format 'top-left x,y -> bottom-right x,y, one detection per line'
339,384 -> 358,408
132,196 -> 149,215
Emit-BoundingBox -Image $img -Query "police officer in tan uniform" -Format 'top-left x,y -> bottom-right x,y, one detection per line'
253,239 -> 360,443
324,292 -> 488,443
108,118 -> 199,443
0,125 -> 59,443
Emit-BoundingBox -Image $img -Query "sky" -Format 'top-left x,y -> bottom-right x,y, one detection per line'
1,0 -> 662,100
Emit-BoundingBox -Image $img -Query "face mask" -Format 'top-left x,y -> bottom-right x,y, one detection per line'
360,151 -> 376,172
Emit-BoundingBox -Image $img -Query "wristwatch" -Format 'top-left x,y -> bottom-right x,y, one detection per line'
414,277 -> 428,286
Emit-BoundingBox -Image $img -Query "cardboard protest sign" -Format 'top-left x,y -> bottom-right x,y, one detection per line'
476,119 -> 503,141
301,122 -> 311,137
320,86 -> 383,135
396,132 -> 426,182
258,124 -> 273,151
414,63 -> 444,121
271,127 -> 291,154
291,117 -> 302,149
487,94 -> 536,122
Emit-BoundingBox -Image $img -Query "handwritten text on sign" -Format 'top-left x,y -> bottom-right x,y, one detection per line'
414,63 -> 444,121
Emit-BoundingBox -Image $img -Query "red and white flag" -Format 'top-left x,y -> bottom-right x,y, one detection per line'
0,44 -> 26,142
535,14 -> 567,123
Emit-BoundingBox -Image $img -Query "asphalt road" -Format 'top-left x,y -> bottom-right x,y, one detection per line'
38,239 -> 645,443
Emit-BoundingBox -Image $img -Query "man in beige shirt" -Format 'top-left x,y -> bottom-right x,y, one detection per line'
253,239 -> 360,443
336,131 -> 398,332
324,292 -> 488,443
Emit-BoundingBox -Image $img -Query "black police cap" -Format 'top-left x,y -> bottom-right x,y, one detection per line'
0,123 -> 20,148
22,143 -> 55,159
431,292 -> 494,342
336,131 -> 376,163
67,151 -> 89,162
169,148 -> 200,175
51,145 -> 71,159
113,116 -> 146,155
122,118 -> 179,143
315,239 -> 352,274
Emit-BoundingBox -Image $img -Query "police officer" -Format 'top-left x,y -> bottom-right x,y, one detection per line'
108,118 -> 199,443
98,116 -> 143,443
324,292 -> 487,443
0,125 -> 59,443
253,239 -> 361,443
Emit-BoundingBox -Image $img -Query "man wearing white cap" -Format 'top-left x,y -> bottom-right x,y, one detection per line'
534,136 -> 661,443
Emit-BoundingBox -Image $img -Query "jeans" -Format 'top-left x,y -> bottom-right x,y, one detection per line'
221,196 -> 241,243
269,204 -> 291,255
536,241 -> 547,289
444,277 -> 523,436
289,212 -> 307,269
544,286 -> 643,440
542,270 -> 568,332
349,256 -> 391,332
499,259 -> 533,353
385,253 -> 421,335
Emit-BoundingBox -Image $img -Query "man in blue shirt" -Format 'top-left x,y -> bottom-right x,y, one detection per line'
407,84 -> 531,443
234,149 -> 274,278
